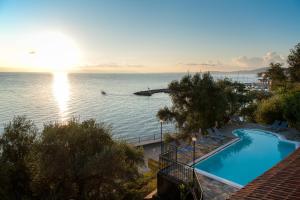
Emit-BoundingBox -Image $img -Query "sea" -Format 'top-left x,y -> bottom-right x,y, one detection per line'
0,72 -> 258,139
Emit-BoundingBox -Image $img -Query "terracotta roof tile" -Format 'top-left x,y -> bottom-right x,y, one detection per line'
229,148 -> 300,200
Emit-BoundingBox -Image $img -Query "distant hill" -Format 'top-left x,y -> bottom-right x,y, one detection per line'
231,67 -> 269,74
209,67 -> 269,74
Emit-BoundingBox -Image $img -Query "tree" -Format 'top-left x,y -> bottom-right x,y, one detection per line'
157,73 -> 232,136
240,103 -> 258,122
255,95 -> 284,124
0,117 -> 146,200
0,116 -> 37,200
287,43 -> 300,82
240,42 -> 300,126
239,90 -> 272,123
30,118 -> 145,200
283,92 -> 300,130
217,78 -> 247,115
264,63 -> 287,90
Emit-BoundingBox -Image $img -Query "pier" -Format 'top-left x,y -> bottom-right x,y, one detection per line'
134,88 -> 170,96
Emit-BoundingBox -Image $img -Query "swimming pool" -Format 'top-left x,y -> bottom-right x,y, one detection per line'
194,129 -> 299,187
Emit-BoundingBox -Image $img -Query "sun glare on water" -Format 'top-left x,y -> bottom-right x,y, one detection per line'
52,72 -> 70,121
26,31 -> 81,72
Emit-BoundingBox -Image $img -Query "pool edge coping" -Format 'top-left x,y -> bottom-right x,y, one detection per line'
191,128 -> 300,189
245,128 -> 300,149
191,137 -> 243,189
193,137 -> 240,164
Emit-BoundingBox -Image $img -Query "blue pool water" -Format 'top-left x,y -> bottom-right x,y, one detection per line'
194,129 -> 298,187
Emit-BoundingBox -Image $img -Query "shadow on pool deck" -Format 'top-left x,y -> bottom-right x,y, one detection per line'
197,173 -> 239,200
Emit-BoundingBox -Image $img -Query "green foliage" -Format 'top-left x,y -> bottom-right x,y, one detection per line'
178,184 -> 189,200
240,90 -> 271,122
0,117 -> 146,200
240,103 -> 258,122
142,159 -> 159,195
283,92 -> 300,129
163,132 -> 191,145
287,43 -> 300,82
264,63 -> 287,90
147,159 -> 159,173
245,90 -> 271,102
157,73 -> 245,135
217,78 -> 248,115
255,95 -> 285,124
0,116 -> 37,200
249,42 -> 300,127
163,133 -> 176,144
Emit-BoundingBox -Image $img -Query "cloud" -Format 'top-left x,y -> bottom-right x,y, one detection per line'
77,63 -> 145,72
232,52 -> 285,68
263,52 -> 285,64
75,51 -> 286,73
186,63 -> 216,67
181,51 -> 287,72
80,63 -> 144,69
184,61 -> 224,68
174,61 -> 229,72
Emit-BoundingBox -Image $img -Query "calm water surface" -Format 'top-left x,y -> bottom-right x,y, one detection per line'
0,72 -> 257,138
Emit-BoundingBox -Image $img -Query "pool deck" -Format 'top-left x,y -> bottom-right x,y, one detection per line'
197,173 -> 239,200
199,123 -> 300,200
147,122 -> 300,199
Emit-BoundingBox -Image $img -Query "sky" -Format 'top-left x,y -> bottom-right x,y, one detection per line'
0,0 -> 300,73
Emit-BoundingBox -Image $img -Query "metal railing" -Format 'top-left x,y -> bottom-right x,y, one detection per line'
116,133 -> 162,145
159,156 -> 193,183
193,170 -> 204,200
159,144 -> 203,200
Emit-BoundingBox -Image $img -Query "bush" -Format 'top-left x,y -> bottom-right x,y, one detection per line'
0,116 -> 37,200
283,92 -> 300,130
240,103 -> 258,122
255,95 -> 284,124
0,117 -> 146,200
157,73 -> 244,134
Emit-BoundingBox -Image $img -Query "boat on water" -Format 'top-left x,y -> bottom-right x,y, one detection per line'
101,90 -> 106,95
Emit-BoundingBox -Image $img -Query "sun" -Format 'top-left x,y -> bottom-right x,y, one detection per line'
26,31 -> 81,72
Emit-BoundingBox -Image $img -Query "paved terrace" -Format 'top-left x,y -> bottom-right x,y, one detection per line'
146,122 -> 300,199
203,122 -> 300,199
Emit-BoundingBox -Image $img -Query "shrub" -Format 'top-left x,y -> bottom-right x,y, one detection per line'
255,95 -> 284,124
157,73 -> 243,134
0,117 -> 146,200
240,103 -> 258,122
283,92 -> 300,130
0,116 -> 37,200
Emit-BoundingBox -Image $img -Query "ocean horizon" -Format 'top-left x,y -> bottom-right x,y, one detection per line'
0,72 -> 258,138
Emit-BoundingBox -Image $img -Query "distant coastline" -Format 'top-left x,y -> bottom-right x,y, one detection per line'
0,67 -> 267,74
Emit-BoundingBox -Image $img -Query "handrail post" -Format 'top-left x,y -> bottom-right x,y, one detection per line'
160,120 -> 163,153
158,144 -> 203,200
175,146 -> 177,161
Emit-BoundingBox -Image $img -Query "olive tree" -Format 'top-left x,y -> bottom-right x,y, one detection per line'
287,43 -> 300,82
0,117 -> 146,200
0,116 -> 37,200
157,73 -> 241,136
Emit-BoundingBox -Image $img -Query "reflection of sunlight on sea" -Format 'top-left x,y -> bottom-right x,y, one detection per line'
0,73 -> 257,136
52,72 -> 70,121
